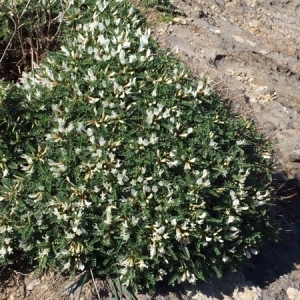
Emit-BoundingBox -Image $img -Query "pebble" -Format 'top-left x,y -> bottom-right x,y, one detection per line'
286,287 -> 300,300
232,35 -> 244,43
173,17 -> 187,25
232,285 -> 261,300
289,150 -> 300,162
246,40 -> 257,47
26,279 -> 41,291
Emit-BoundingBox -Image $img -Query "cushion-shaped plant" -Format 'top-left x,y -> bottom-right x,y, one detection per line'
0,0 -> 276,291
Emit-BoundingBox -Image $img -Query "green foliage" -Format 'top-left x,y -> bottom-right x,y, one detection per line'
0,0 -> 277,292
140,0 -> 173,12
141,0 -> 172,7
0,80 -> 11,102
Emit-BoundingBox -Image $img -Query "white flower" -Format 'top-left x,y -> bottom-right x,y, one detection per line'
129,54 -> 137,63
157,269 -> 167,281
139,28 -> 150,51
86,128 -> 93,136
162,108 -> 171,119
176,228 -> 182,241
202,169 -> 209,178
76,121 -> 85,133
131,216 -> 139,225
84,200 -> 92,208
66,123 -> 74,133
222,253 -> 229,263
0,247 -> 6,258
119,49 -> 126,65
156,226 -> 165,235
138,260 -> 148,270
86,68 -> 96,82
21,154 -> 33,165
224,156 -> 232,165
256,190 -> 270,200
187,127 -> 193,134
236,139 -> 246,145
96,0 -> 108,12
196,176 -> 211,187
226,215 -> 235,224
3,169 -> 8,177
4,238 -> 11,245
209,139 -> 219,149
146,110 -> 154,124
203,179 -> 211,187
39,248 -> 49,257
63,261 -> 71,271
149,134 -> 158,144
61,45 -> 70,57
229,226 -> 239,232
99,137 -> 106,146
93,186 -> 100,193
188,273 -> 196,284
19,240 -> 29,251
152,185 -> 158,193
123,40 -> 130,48
250,248 -> 258,255
138,137 -> 149,146
167,160 -> 179,168
262,152 -> 271,159
77,261 -> 85,271
131,189 -> 137,197
230,190 -> 240,208
104,206 -> 116,225
199,212 -> 207,219
149,244 -> 156,259
245,250 -> 251,259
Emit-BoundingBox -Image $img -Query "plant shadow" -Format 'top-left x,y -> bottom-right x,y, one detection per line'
242,174 -> 300,287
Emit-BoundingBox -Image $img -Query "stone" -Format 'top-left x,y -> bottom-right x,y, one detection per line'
246,40 -> 257,47
232,35 -> 244,43
173,17 -> 187,25
289,150 -> 300,162
26,279 -> 40,291
286,162 -> 300,180
286,287 -> 300,300
232,285 -> 261,300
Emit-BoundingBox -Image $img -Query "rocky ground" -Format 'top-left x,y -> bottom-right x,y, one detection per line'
1,0 -> 300,299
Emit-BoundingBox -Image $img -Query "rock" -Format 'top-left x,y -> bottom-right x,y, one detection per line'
173,17 -> 187,25
286,287 -> 300,300
289,150 -> 300,162
232,285 -> 261,300
26,279 -> 41,291
232,35 -> 244,43
246,40 -> 257,47
286,162 -> 300,181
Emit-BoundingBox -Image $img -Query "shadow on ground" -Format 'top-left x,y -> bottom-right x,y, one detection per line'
242,175 -> 300,288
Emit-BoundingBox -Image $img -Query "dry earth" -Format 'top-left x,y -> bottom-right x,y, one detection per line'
1,0 -> 300,299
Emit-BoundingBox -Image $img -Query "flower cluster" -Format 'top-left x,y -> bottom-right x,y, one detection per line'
0,0 -> 276,291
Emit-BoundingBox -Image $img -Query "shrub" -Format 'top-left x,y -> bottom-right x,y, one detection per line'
0,0 -> 276,291
0,0 -> 65,81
